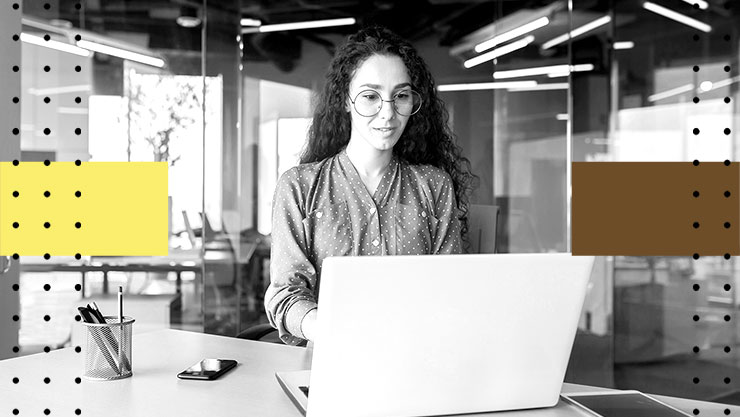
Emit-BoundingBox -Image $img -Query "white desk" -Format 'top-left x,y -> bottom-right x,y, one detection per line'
0,329 -> 737,416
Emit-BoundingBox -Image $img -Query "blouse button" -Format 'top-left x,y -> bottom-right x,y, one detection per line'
369,206 -> 376,215
316,211 -> 323,219
372,238 -> 380,247
421,211 -> 427,218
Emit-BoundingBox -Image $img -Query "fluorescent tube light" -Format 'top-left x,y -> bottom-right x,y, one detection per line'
682,0 -> 708,10
28,84 -> 92,95
240,18 -> 262,26
546,63 -> 595,77
474,17 -> 549,53
464,36 -> 534,69
711,75 -> 740,89
77,40 -> 166,68
542,15 -> 611,50
508,83 -> 569,92
495,64 -> 569,79
493,63 -> 593,79
20,33 -> 91,57
437,81 -> 538,92
643,2 -> 711,33
571,64 -> 594,72
613,41 -> 634,50
241,17 -> 355,34
647,83 -> 694,102
57,107 -> 89,115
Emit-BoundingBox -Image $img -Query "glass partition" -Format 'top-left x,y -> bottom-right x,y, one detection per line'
10,0 -> 740,405
16,0 -> 206,354
572,0 -> 740,403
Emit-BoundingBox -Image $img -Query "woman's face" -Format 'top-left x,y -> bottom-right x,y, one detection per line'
347,54 -> 412,154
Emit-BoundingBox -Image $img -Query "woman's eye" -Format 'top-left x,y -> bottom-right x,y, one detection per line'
394,92 -> 410,100
362,93 -> 379,101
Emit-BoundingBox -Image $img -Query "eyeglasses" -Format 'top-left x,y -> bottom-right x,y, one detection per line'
348,89 -> 422,117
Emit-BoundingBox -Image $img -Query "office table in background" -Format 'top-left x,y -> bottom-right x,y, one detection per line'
0,329 -> 736,416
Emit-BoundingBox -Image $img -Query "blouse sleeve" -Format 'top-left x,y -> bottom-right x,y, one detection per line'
264,168 -> 318,345
432,172 -> 462,254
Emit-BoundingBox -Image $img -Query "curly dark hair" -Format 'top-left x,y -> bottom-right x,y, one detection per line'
300,25 -> 476,246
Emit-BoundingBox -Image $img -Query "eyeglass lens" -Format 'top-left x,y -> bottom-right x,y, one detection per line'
353,90 -> 421,117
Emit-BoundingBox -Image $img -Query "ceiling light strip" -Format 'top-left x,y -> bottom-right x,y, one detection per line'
681,0 -> 709,10
28,84 -> 92,96
20,33 -> 91,57
643,2 -> 711,33
438,81 -> 538,92
242,17 -> 355,34
508,83 -> 569,92
240,18 -> 262,27
647,83 -> 695,102
474,17 -> 549,53
493,63 -> 594,79
77,40 -> 166,68
541,15 -> 612,50
464,36 -> 535,69
613,41 -> 635,50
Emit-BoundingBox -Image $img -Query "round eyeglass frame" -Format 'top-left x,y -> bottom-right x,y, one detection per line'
348,89 -> 422,117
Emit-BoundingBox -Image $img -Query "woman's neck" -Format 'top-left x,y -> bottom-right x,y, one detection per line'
345,139 -> 393,179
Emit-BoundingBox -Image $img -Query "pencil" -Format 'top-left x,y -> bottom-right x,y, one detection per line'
118,286 -> 123,374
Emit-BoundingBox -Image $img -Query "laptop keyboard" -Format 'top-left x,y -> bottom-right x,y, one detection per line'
299,386 -> 309,397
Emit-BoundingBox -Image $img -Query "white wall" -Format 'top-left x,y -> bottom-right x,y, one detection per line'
256,81 -> 312,234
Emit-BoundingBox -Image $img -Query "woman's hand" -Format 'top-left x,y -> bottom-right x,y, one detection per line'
301,309 -> 318,342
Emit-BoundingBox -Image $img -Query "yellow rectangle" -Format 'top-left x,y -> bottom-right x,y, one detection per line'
0,162 -> 168,256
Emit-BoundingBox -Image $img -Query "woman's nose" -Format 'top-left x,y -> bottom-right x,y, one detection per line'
378,100 -> 396,119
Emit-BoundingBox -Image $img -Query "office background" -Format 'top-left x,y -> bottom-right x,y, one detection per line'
0,0 -> 738,406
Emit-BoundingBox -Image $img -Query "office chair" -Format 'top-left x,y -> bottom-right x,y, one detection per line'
237,323 -> 280,342
236,323 -> 309,346
467,204 -> 500,254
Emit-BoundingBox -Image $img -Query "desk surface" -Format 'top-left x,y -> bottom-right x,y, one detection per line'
0,329 -> 736,417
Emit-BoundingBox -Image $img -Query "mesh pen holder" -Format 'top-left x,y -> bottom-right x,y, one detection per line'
82,316 -> 135,381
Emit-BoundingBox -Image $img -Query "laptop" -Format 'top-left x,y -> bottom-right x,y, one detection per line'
276,253 -> 595,417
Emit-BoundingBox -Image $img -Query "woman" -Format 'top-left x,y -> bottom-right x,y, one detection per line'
265,26 -> 475,345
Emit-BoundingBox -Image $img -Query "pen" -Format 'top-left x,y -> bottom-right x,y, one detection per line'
88,301 -> 130,371
78,307 -> 120,374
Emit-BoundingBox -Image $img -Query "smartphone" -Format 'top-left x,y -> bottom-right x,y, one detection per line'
562,390 -> 692,417
177,359 -> 238,380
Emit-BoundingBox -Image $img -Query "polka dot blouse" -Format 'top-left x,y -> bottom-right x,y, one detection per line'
265,148 -> 462,345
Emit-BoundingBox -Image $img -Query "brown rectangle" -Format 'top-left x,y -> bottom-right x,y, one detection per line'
572,162 -> 739,256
